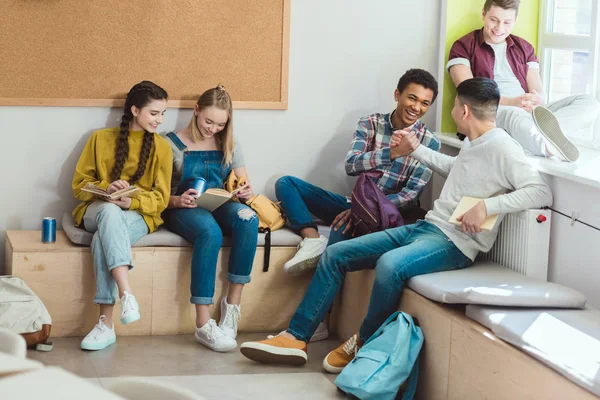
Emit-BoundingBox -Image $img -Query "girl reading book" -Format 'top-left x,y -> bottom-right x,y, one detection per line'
162,85 -> 258,352
72,81 -> 173,351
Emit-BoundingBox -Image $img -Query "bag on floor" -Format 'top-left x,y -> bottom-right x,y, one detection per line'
350,172 -> 404,237
334,311 -> 423,400
225,171 -> 286,272
0,276 -> 53,351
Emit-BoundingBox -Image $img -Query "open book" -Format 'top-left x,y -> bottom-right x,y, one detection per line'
81,183 -> 139,200
195,187 -> 242,212
449,196 -> 499,231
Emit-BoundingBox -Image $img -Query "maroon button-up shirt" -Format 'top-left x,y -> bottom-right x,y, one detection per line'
448,28 -> 538,93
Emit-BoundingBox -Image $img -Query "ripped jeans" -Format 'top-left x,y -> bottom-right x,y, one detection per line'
163,202 -> 259,305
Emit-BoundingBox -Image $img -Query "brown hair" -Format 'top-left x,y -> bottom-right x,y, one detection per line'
483,0 -> 520,14
188,84 -> 234,165
111,81 -> 168,183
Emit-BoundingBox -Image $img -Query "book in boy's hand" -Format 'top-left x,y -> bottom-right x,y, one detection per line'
194,187 -> 243,212
81,183 -> 140,200
449,196 -> 499,231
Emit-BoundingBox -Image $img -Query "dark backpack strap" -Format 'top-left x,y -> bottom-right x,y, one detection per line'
262,228 -> 271,272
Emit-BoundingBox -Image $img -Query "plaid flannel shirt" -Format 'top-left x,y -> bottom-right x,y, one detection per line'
345,112 -> 441,210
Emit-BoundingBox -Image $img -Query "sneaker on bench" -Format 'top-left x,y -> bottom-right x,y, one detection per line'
532,106 -> 579,162
284,235 -> 328,276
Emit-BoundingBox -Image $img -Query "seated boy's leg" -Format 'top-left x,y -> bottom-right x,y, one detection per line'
239,226 -> 413,365
276,175 -> 350,275
275,175 -> 349,231
358,221 -> 472,342
496,105 -> 548,156
322,221 -> 472,372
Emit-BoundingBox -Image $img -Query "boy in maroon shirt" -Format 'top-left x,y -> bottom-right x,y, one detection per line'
447,0 -> 600,162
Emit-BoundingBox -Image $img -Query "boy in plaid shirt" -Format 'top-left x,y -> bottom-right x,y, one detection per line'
275,69 -> 441,282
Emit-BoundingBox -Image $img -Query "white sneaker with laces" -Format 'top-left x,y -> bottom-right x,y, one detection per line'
120,291 -> 140,325
267,322 -> 329,343
218,297 -> 241,339
195,319 -> 237,352
80,315 -> 116,351
284,235 -> 328,276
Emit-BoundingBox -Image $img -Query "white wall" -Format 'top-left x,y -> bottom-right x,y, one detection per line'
434,144 -> 600,308
0,0 -> 441,274
544,177 -> 600,308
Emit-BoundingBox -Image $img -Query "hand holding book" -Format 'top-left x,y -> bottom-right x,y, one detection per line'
449,197 -> 499,233
81,182 -> 139,200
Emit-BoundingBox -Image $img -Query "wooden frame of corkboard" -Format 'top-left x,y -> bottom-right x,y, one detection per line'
0,0 -> 290,110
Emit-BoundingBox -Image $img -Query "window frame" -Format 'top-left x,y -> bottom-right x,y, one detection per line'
538,0 -> 600,149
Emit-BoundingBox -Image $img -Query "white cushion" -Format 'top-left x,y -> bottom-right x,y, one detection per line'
62,212 -> 330,247
466,305 -> 600,397
407,260 -> 587,308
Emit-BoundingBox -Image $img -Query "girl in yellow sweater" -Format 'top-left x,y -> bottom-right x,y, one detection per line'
72,81 -> 173,351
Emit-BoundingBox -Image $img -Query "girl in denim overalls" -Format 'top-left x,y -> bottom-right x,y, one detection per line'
163,85 -> 258,352
72,81 -> 173,351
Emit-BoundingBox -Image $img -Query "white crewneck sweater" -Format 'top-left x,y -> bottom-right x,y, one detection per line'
412,128 -> 553,261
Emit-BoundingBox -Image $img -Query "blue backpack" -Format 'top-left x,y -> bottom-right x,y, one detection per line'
334,312 -> 424,400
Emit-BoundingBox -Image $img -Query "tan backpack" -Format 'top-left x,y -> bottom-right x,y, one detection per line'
225,172 -> 286,271
0,276 -> 53,351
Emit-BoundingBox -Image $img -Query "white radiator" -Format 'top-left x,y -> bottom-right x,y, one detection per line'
478,209 -> 552,281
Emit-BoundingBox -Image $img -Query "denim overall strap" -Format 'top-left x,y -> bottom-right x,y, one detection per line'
166,132 -> 187,151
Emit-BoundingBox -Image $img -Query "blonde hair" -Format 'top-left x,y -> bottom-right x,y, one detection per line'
188,84 -> 234,165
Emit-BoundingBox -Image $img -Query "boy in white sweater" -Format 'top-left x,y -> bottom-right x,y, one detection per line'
239,78 -> 553,373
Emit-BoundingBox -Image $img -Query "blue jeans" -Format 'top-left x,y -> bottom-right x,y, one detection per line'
287,220 -> 472,343
83,202 -> 149,304
275,175 -> 351,246
163,202 -> 259,305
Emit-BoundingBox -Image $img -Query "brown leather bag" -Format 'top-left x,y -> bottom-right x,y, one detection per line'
225,172 -> 286,271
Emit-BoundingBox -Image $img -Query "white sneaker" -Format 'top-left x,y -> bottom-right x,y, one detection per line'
218,297 -> 241,339
195,319 -> 237,352
309,322 -> 329,342
120,291 -> 140,325
266,322 -> 329,343
284,235 -> 328,276
81,316 -> 116,351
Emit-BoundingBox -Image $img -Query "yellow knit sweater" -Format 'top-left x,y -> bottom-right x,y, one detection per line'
72,127 -> 173,233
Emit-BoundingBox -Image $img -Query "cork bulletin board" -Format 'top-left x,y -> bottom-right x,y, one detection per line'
0,0 -> 290,109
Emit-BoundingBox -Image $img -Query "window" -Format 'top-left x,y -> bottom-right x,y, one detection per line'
539,0 -> 600,148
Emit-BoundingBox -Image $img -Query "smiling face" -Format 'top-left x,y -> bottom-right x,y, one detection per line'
195,105 -> 229,139
130,99 -> 167,132
394,83 -> 434,128
482,5 -> 517,44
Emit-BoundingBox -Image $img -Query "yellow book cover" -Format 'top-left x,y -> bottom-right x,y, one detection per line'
449,196 -> 499,231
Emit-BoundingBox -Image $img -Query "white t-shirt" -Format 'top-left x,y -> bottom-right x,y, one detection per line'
488,42 -> 534,98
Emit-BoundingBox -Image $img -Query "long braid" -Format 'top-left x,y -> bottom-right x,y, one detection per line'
130,131 -> 154,184
111,113 -> 131,182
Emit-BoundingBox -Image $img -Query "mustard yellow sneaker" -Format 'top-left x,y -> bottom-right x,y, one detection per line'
240,334 -> 307,366
323,333 -> 360,373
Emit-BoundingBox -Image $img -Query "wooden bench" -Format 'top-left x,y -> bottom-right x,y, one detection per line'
5,230 -> 312,337
7,229 -> 598,399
